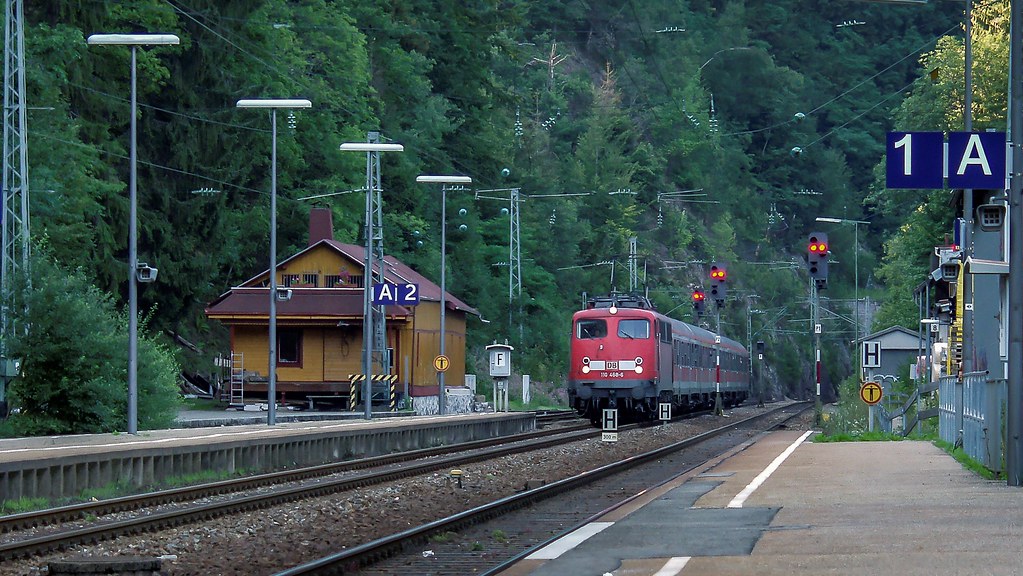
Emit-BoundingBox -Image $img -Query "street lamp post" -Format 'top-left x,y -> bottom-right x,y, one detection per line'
816,217 -> 869,380
416,175 -> 473,415
341,138 -> 404,419
236,98 -> 312,426
87,33 -> 179,435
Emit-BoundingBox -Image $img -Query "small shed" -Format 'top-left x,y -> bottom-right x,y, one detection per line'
856,326 -> 921,382
205,208 -> 479,409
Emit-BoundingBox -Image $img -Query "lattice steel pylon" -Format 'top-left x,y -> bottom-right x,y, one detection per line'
364,132 -> 388,376
1,0 -> 30,406
628,236 -> 638,292
508,187 -> 522,316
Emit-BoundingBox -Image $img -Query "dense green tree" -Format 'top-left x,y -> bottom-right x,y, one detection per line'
0,0 -> 991,421
1,248 -> 180,436
870,0 -> 1009,332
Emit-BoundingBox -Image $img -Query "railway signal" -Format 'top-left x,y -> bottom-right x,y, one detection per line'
709,262 -> 728,305
807,232 -> 829,289
692,289 -> 706,316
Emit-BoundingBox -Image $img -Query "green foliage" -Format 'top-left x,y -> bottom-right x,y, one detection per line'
934,439 -> 1000,480
0,497 -> 50,516
2,249 -> 180,436
8,0 -> 980,415
814,430 -> 905,443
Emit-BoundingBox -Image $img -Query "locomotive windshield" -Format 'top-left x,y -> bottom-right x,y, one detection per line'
576,319 -> 608,339
617,319 -> 650,339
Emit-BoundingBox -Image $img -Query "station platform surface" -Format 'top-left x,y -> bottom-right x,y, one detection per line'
0,410 -> 519,464
503,431 -> 1023,576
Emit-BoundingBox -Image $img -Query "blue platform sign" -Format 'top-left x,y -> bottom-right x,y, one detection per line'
887,131 -> 1007,190
947,131 -> 1006,189
372,282 -> 420,306
886,131 -> 944,189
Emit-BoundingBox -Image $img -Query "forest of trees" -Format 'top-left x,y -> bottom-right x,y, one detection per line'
1,0 -> 1008,433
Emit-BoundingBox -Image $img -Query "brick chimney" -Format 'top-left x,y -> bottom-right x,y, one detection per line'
309,207 -> 334,245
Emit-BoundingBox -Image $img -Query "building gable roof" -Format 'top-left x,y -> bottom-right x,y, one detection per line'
207,239 -> 479,317
857,326 -> 921,350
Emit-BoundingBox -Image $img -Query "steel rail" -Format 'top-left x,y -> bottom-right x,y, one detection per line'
273,402 -> 812,576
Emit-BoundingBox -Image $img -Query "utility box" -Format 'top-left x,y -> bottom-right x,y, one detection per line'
487,342 -> 513,412
486,342 -> 514,378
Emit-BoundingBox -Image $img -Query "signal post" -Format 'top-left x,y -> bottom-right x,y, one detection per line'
807,233 -> 829,424
709,263 -> 728,416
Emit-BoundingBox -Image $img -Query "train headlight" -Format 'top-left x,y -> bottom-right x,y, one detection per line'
582,357 -> 590,365
609,306 -> 617,315
635,366 -> 643,374
635,356 -> 643,365
582,366 -> 591,374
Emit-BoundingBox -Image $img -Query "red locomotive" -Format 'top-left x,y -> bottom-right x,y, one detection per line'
568,293 -> 750,423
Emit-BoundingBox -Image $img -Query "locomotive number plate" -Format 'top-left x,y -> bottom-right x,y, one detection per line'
600,371 -> 625,378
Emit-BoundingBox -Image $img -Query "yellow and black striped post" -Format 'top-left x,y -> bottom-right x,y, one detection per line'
380,375 -> 397,411
349,374 -> 396,412
347,374 -> 365,411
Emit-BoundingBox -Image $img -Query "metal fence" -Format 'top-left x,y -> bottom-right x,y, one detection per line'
938,371 -> 1005,472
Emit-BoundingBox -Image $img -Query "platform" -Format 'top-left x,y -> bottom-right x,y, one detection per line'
503,431 -> 1023,575
0,412 -> 534,502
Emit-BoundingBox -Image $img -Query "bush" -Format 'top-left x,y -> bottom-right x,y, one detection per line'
2,250 -> 180,436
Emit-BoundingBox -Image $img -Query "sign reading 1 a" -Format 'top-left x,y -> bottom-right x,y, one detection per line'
886,131 -> 1007,190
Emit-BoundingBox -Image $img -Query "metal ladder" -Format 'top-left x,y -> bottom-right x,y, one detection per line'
228,353 -> 245,407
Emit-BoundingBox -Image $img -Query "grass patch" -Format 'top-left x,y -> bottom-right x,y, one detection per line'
431,531 -> 457,543
814,430 -> 905,442
6,466 -> 255,515
934,439 -> 1000,480
0,497 -> 49,515
491,529 -> 508,544
80,480 -> 135,502
179,397 -> 225,411
160,468 -> 249,489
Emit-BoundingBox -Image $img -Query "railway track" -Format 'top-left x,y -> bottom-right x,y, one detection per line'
0,412 -> 603,560
0,411 -> 581,535
273,402 -> 812,576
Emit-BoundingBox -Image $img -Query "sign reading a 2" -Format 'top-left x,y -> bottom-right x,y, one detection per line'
372,282 -> 420,305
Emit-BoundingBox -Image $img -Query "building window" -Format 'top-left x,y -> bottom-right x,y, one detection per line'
301,273 -> 318,286
281,274 -> 300,287
325,274 -> 363,288
277,330 -> 302,365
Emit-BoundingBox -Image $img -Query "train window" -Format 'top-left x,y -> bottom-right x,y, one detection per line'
618,319 -> 650,339
577,319 -> 608,339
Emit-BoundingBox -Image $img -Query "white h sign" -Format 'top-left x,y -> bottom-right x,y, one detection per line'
862,341 -> 882,369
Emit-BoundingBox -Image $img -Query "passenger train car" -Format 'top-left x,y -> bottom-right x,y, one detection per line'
568,293 -> 750,423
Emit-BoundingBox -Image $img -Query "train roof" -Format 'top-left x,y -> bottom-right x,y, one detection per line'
573,294 -> 747,355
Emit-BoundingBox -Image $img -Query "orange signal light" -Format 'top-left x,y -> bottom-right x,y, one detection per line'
693,291 -> 706,301
710,269 -> 726,280
809,242 -> 828,253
